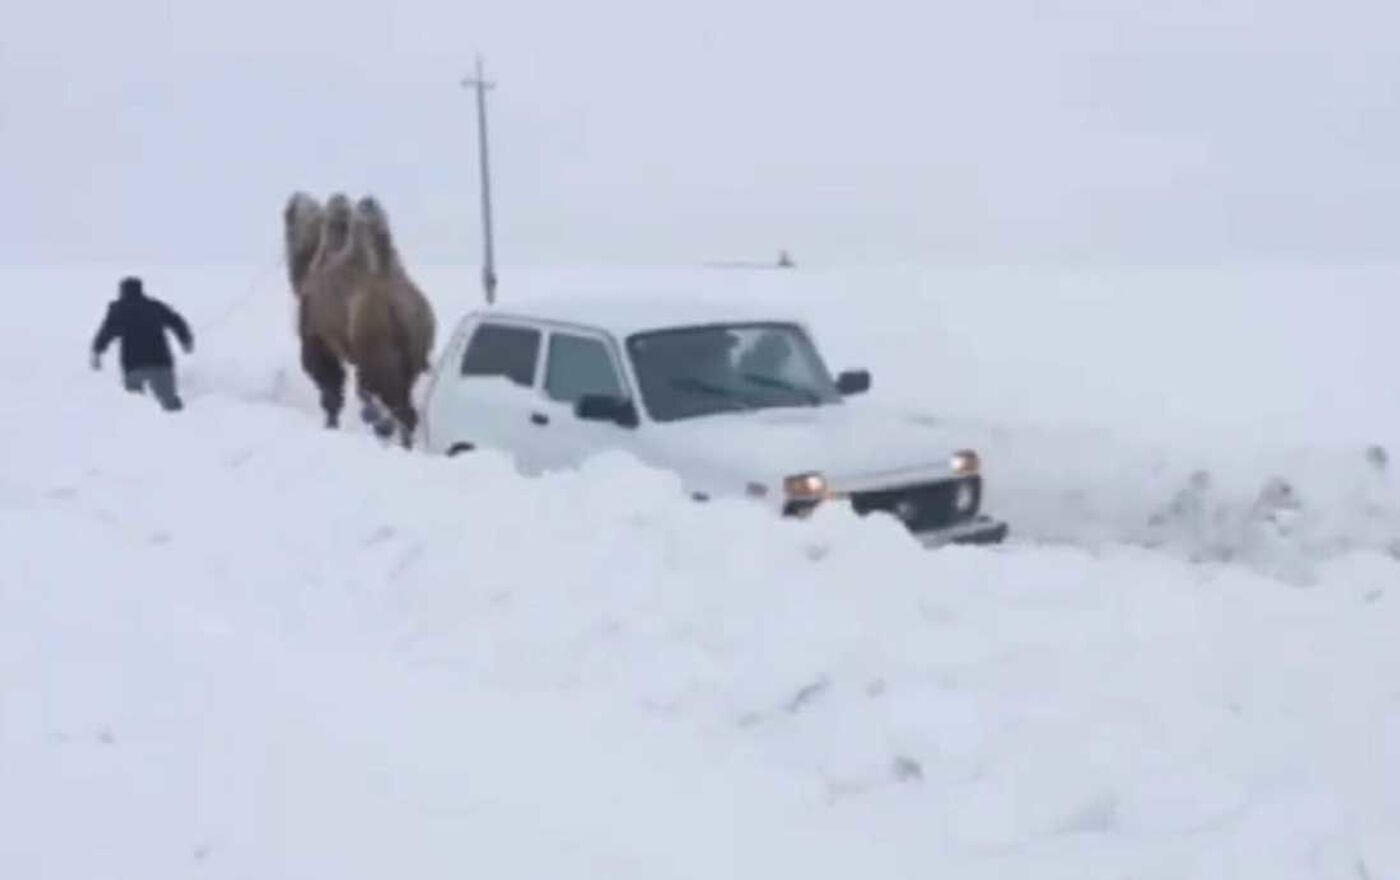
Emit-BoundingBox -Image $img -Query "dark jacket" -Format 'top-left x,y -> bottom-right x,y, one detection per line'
92,285 -> 193,371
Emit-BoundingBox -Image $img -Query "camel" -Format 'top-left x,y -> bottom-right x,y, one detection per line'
343,196 -> 437,445
282,191 -> 437,448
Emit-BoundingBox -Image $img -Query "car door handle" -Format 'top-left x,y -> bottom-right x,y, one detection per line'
529,412 -> 549,426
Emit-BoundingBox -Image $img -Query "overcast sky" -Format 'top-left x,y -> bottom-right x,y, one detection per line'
3,0 -> 1398,268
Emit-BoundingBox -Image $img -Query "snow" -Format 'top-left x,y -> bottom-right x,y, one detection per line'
3,261 -> 1399,878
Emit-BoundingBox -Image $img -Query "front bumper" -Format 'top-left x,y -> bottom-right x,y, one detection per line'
912,514 -> 1009,548
783,475 -> 1011,549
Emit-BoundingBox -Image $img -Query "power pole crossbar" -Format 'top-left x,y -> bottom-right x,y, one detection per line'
461,55 -> 498,304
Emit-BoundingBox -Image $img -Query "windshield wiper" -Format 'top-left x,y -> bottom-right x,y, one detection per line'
669,376 -> 754,409
741,372 -> 820,405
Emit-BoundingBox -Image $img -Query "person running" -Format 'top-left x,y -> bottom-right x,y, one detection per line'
90,276 -> 194,411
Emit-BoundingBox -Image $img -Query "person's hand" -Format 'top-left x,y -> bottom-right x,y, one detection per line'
90,351 -> 101,371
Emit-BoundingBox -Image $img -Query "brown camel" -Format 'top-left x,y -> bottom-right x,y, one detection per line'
287,192 -> 358,430
281,191 -> 436,448
343,196 -> 437,447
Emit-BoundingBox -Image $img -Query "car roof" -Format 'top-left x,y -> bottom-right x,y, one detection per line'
463,292 -> 808,339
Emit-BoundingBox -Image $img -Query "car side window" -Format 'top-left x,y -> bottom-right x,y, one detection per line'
544,333 -> 625,403
460,322 -> 541,387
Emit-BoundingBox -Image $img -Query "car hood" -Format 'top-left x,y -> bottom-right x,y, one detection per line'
646,402 -> 964,488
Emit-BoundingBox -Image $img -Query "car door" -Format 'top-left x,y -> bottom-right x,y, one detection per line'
522,326 -> 640,472
427,317 -> 545,464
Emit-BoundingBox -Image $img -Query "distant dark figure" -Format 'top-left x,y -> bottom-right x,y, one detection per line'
91,276 -> 194,411
777,249 -> 795,268
1366,444 -> 1389,473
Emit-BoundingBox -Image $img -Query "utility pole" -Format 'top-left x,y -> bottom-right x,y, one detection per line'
461,55 -> 497,304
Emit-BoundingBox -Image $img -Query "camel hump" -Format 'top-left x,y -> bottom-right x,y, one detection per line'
284,191 -> 321,224
309,193 -> 357,273
351,195 -> 399,275
283,192 -> 326,293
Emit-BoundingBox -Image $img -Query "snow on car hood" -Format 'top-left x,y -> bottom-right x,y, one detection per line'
645,400 -> 965,487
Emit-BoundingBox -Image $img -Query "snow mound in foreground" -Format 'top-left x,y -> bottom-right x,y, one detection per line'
14,262 -> 1400,582
4,373 -> 1399,878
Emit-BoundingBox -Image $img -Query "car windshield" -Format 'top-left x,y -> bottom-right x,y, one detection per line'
626,322 -> 843,423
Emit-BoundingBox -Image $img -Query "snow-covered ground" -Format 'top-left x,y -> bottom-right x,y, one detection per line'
3,261 -> 1398,878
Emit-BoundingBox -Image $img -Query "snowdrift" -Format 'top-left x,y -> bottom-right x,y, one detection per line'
29,260 -> 1399,579
3,262 -> 1398,878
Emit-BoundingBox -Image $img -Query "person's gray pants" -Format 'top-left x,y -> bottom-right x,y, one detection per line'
123,366 -> 183,411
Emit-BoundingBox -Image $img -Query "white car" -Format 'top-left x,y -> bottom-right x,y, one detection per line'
419,295 -> 1009,548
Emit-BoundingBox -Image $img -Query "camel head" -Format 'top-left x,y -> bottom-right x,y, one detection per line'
283,192 -> 324,293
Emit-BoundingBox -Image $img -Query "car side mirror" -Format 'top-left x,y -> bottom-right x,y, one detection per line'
575,395 -> 639,428
836,369 -> 871,396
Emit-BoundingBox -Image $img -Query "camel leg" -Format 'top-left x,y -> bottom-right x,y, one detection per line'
371,406 -> 396,442
300,335 -> 345,429
360,364 -> 417,449
354,375 -> 384,428
353,368 -> 398,442
396,404 -> 418,450
381,379 -> 419,450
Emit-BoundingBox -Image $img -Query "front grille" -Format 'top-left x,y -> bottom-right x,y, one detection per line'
849,476 -> 982,532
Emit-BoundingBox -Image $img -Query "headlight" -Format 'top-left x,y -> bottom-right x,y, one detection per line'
950,449 -> 980,476
783,472 -> 829,500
